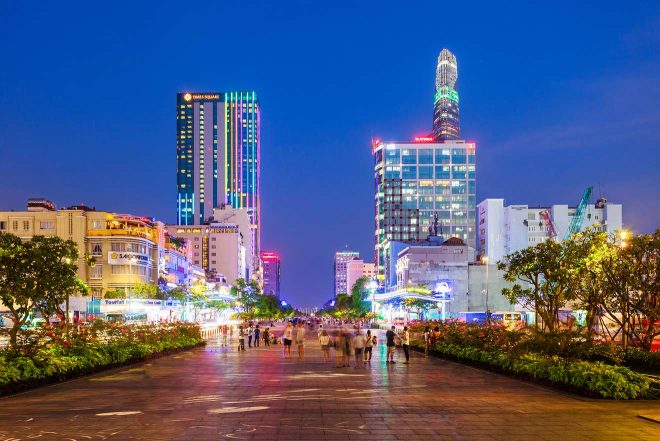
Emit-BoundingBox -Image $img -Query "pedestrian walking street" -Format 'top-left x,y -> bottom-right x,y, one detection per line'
0,326 -> 658,440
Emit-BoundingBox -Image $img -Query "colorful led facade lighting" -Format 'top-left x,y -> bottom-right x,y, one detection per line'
432,49 -> 460,141
176,91 -> 260,257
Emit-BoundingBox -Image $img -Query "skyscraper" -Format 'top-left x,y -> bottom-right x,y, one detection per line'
261,252 -> 281,298
176,91 -> 260,257
373,138 -> 476,274
432,49 -> 460,141
334,251 -> 360,297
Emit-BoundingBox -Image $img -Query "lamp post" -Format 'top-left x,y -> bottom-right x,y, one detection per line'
482,256 -> 490,325
369,280 -> 378,325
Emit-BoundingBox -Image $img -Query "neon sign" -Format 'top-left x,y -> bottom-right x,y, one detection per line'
414,136 -> 434,143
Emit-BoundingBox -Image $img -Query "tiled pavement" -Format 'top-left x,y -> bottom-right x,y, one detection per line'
0,328 -> 659,440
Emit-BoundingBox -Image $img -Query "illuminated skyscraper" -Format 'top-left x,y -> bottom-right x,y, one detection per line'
432,49 -> 460,141
261,252 -> 281,298
176,91 -> 260,256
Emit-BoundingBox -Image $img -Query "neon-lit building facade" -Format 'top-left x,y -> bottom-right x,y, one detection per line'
432,49 -> 460,141
261,252 -> 281,298
176,92 -> 260,257
373,139 -> 476,274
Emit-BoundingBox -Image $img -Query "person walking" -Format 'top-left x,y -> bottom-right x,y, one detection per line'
319,329 -> 331,362
423,326 -> 431,356
254,325 -> 261,348
248,324 -> 254,348
283,322 -> 293,357
238,326 -> 246,351
364,329 -> 375,362
221,325 -> 228,347
353,330 -> 366,368
333,330 -> 345,368
263,327 -> 270,347
385,326 -> 398,363
295,322 -> 306,360
402,326 -> 411,364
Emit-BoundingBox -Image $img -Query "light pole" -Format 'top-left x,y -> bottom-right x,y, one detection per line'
369,280 -> 378,325
483,256 -> 490,325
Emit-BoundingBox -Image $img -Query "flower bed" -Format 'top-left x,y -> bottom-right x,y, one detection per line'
409,322 -> 655,400
0,321 -> 204,396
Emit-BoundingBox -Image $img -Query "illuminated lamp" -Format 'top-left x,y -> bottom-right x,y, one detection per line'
184,93 -> 192,102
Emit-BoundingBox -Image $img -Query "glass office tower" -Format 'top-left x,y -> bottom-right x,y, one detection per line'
373,139 -> 476,272
432,49 -> 460,141
176,91 -> 260,255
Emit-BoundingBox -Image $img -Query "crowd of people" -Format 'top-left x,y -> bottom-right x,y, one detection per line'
221,319 -> 414,366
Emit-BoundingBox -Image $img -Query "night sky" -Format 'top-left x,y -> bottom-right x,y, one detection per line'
1,1 -> 659,307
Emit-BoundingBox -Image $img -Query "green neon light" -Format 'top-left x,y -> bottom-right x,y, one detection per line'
434,86 -> 459,104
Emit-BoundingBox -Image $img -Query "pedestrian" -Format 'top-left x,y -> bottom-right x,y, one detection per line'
353,330 -> 365,368
295,322 -> 306,359
248,324 -> 254,348
402,326 -> 411,364
333,330 -> 345,368
254,325 -> 261,347
364,329 -> 374,362
222,325 -> 228,347
319,329 -> 331,362
423,326 -> 431,356
283,322 -> 293,357
238,325 -> 246,351
263,327 -> 270,347
385,325 -> 398,363
343,327 -> 352,367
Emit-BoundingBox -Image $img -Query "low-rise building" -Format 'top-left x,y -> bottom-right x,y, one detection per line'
166,205 -> 254,285
476,198 -> 623,263
0,199 -> 197,297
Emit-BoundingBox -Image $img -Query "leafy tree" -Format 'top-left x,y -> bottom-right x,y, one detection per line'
0,233 -> 38,348
628,229 -> 660,350
403,298 -> 436,320
167,286 -> 187,302
231,278 -> 261,313
499,239 -> 574,331
350,277 -> 371,317
29,236 -> 88,324
104,288 -> 125,299
564,228 -> 610,338
131,282 -> 165,300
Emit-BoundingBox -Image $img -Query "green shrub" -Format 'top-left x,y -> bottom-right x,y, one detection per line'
623,348 -> 660,373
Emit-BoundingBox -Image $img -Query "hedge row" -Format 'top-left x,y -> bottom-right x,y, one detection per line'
412,341 -> 652,399
0,322 -> 204,395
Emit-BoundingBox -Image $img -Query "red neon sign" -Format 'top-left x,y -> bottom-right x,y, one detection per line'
414,136 -> 434,143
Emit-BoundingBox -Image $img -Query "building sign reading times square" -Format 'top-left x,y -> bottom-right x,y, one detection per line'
183,93 -> 221,102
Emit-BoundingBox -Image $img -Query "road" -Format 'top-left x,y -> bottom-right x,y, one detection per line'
0,326 -> 658,440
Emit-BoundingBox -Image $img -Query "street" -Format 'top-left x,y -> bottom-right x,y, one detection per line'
0,327 -> 658,440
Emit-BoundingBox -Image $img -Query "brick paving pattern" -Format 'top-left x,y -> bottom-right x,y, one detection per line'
0,327 -> 659,440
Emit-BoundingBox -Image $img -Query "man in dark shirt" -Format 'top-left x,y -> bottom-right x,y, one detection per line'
254,325 -> 261,347
385,326 -> 398,363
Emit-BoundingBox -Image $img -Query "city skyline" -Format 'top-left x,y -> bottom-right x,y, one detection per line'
1,1 -> 659,307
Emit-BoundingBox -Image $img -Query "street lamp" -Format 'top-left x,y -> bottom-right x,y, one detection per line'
369,280 -> 378,323
482,256 -> 490,325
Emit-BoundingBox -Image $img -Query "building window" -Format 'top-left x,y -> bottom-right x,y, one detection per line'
12,221 -> 18,230
90,264 -> 102,279
39,221 -> 55,230
0,221 -> 5,230
23,221 -> 29,230
211,253 -> 216,256
91,243 -> 102,256
91,220 -> 104,230
211,260 -> 216,264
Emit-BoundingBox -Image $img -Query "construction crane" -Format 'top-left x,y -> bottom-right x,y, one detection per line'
565,186 -> 593,240
539,209 -> 557,238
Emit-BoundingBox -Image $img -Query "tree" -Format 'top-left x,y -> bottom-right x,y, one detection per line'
499,239 -> 574,331
104,288 -> 125,299
402,298 -> 436,320
350,277 -> 371,317
629,230 -> 660,350
231,278 -> 261,313
0,233 -> 38,348
564,228 -> 610,338
132,282 -> 165,299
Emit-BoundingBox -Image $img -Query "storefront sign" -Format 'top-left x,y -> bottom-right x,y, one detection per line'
107,251 -> 150,266
208,223 -> 239,234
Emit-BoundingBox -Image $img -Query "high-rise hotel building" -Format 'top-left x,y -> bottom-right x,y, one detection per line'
373,49 -> 475,275
176,91 -> 260,256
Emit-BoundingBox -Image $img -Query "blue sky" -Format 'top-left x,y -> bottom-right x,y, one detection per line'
0,1 -> 658,307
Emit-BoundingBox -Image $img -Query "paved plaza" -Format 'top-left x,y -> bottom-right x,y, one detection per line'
0,328 -> 659,440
